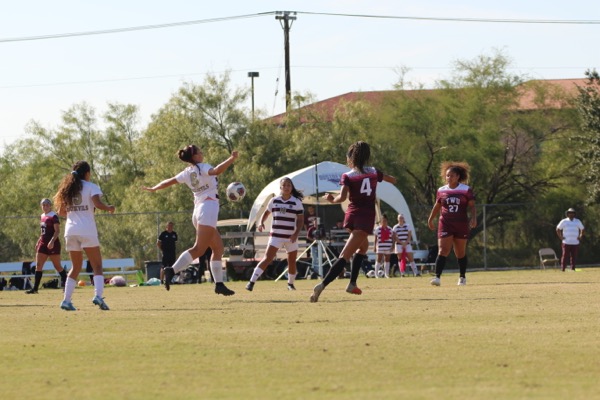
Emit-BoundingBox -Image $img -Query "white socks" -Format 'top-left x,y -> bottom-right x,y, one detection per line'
250,266 -> 265,283
384,262 -> 390,278
210,260 -> 224,283
93,275 -> 104,297
410,261 -> 419,276
63,277 -> 76,302
171,250 -> 193,274
288,273 -> 297,285
374,262 -> 381,278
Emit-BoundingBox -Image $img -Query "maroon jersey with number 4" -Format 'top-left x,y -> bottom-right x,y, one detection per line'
341,166 -> 384,232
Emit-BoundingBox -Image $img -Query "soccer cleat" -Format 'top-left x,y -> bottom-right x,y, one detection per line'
92,296 -> 110,310
215,283 -> 235,296
310,283 -> 324,303
25,289 -> 38,294
60,300 -> 77,311
164,267 -> 174,291
430,277 -> 441,286
345,283 -> 362,295
287,283 -> 296,291
245,281 -> 255,292
457,277 -> 466,286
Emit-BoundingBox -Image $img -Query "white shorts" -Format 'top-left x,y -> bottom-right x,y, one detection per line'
376,248 -> 393,255
65,235 -> 100,251
395,244 -> 414,253
192,200 -> 219,228
267,236 -> 299,253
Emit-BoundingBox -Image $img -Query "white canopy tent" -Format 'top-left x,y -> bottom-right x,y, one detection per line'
246,161 -> 418,243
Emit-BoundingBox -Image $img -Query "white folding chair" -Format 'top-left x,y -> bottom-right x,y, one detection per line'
539,248 -> 559,270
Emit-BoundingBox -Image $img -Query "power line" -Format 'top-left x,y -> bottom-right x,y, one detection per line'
296,11 -> 600,25
0,13 -> 270,43
1,66 -> 594,90
1,10 -> 598,44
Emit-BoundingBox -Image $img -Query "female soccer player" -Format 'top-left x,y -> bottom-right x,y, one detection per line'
310,141 -> 397,302
54,161 -> 115,310
392,213 -> 420,277
142,145 -> 237,296
245,177 -> 304,291
427,161 -> 477,286
25,198 -> 68,294
373,214 -> 395,278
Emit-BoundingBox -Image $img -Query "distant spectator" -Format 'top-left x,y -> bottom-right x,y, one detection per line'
304,205 -> 317,231
556,208 -> 585,271
157,221 -> 178,284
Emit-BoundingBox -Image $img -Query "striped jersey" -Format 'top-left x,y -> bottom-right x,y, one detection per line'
267,195 -> 304,239
374,225 -> 394,253
392,223 -> 411,243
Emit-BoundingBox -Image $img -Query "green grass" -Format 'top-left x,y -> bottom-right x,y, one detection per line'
2,268 -> 599,400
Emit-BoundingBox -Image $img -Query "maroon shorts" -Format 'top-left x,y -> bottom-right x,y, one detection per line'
438,220 -> 469,239
344,209 -> 376,234
36,239 -> 61,255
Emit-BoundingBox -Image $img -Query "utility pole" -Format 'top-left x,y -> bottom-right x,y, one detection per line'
247,72 -> 259,121
275,11 -> 297,113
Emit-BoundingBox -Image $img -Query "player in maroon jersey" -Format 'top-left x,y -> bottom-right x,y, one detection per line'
26,198 -> 67,294
427,161 -> 477,286
310,141 -> 397,302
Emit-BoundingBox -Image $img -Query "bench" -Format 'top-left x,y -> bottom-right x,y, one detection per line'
0,258 -> 138,287
413,250 -> 436,274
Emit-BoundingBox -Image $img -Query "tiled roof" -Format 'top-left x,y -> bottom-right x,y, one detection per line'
515,78 -> 587,110
268,78 -> 594,123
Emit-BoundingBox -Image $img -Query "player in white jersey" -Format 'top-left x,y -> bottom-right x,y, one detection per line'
373,214 -> 396,278
143,144 -> 238,296
54,161 -> 115,311
392,214 -> 420,277
246,177 -> 305,292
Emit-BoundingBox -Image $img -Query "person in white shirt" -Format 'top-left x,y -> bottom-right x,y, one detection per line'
142,144 -> 237,296
556,208 -> 585,271
54,161 -> 115,311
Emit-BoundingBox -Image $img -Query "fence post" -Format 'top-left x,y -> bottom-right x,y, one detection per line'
483,204 -> 487,270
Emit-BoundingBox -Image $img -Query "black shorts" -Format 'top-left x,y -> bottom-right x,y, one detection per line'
162,255 -> 176,268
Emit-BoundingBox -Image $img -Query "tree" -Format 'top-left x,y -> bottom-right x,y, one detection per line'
574,69 -> 600,204
377,51 -> 576,253
175,71 -> 250,154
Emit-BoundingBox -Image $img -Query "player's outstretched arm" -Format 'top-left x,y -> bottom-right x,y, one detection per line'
142,177 -> 178,192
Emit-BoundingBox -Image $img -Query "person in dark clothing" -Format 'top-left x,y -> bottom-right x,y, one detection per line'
157,221 -> 178,284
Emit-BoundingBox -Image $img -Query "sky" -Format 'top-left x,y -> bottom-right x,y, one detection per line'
1,0 -> 598,152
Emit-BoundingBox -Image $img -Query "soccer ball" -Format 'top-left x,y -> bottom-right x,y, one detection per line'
226,182 -> 246,202
366,270 -> 376,278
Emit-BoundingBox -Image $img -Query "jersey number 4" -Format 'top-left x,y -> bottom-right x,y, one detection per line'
360,178 -> 373,196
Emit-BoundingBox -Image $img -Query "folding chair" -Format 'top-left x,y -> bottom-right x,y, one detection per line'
539,248 -> 559,270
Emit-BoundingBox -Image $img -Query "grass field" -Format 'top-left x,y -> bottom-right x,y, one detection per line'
2,268 -> 599,400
